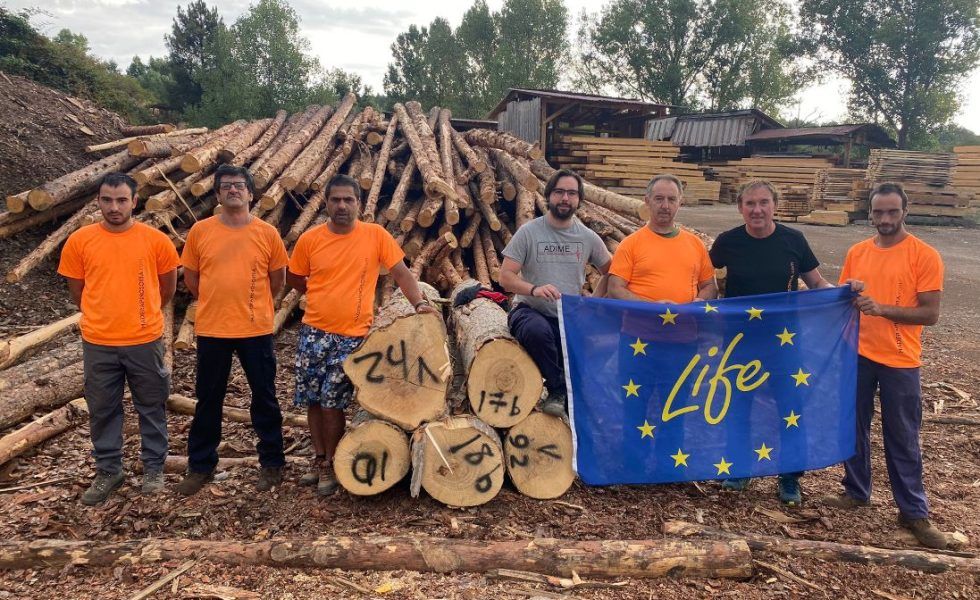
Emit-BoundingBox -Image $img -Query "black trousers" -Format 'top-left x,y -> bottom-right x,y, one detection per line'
508,304 -> 565,396
187,335 -> 284,473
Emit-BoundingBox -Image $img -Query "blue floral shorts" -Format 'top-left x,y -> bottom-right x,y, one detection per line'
294,324 -> 363,409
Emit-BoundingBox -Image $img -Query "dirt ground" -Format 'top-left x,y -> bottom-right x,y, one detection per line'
0,205 -> 977,599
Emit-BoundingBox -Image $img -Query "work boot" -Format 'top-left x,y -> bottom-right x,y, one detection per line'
141,470 -> 166,495
820,493 -> 871,509
257,466 -> 283,491
299,456 -> 325,487
176,470 -> 214,497
80,469 -> 125,506
540,392 -> 568,419
722,477 -> 751,492
318,461 -> 338,497
899,515 -> 949,550
777,475 -> 802,507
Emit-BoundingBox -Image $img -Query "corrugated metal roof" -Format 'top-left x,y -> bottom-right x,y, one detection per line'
745,124 -> 894,146
644,109 -> 784,147
645,116 -> 677,140
488,88 -> 670,118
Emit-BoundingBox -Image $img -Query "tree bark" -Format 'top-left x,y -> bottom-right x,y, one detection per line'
343,284 -> 449,430
0,340 -> 82,393
120,123 -> 176,136
450,279 -> 541,428
0,361 -> 84,430
452,129 -> 487,173
278,102 -> 353,191
309,108 -> 369,193
252,102 -> 338,189
0,536 -> 753,579
491,149 -> 539,190
178,120 -> 249,172
335,411 -> 411,495
464,129 -> 543,160
217,117 -> 276,163
479,222 -> 502,282
284,190 -> 326,244
26,150 -> 142,212
392,103 -> 455,201
6,202 -> 98,283
0,313 -> 80,370
363,114 -> 399,223
662,521 -> 980,575
0,398 -> 88,465
248,108 -> 315,178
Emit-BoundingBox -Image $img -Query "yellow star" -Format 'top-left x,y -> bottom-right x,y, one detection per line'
637,420 -> 655,439
671,448 -> 690,467
746,307 -> 764,320
659,308 -> 677,325
754,443 -> 773,461
703,302 -> 719,314
791,368 -> 811,386
629,338 -> 648,356
784,410 -> 801,428
622,379 -> 641,397
776,328 -> 796,346
714,457 -> 733,475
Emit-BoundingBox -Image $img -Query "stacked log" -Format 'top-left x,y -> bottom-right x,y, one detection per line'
0,97 -> 663,497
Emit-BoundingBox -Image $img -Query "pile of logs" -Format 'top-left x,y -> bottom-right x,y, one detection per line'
0,93 -> 655,505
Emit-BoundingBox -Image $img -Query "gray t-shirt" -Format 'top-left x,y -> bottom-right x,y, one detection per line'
502,216 -> 611,318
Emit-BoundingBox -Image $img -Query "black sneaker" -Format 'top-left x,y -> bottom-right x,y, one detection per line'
176,470 -> 214,497
81,470 -> 125,506
257,466 -> 283,491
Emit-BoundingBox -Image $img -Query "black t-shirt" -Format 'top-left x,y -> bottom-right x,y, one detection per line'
709,223 -> 819,298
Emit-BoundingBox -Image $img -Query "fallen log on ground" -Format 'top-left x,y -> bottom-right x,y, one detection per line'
0,313 -> 81,369
0,340 -> 82,392
166,394 -> 308,428
0,536 -> 753,579
0,398 -> 88,465
662,520 -> 980,574
0,361 -> 84,430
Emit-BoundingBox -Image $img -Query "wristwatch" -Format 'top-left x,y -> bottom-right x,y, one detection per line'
413,300 -> 430,310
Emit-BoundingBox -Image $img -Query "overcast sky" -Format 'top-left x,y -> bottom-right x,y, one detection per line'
9,0 -> 980,132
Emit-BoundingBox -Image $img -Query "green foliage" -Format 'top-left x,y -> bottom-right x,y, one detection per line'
0,7 -> 154,121
800,0 -> 980,149
127,55 -> 176,110
384,0 -> 569,118
165,0 -> 223,113
573,0 -> 809,112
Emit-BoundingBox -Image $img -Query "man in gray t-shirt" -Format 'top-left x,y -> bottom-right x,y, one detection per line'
500,169 -> 611,417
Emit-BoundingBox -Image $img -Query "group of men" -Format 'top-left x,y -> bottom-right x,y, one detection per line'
60,162 -> 949,549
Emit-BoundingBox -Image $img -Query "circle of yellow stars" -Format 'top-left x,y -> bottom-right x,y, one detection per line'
621,303 -> 814,477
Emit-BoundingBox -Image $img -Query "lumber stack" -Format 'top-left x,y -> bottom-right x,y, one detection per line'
867,149 -> 974,219
811,168 -> 869,213
952,146 -> 980,221
552,136 -> 720,203
772,186 -> 812,222
704,156 -> 834,207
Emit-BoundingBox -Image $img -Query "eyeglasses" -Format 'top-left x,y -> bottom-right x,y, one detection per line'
551,188 -> 579,199
218,182 -> 248,191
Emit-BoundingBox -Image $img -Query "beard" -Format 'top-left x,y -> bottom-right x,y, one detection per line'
548,202 -> 575,220
875,221 -> 901,236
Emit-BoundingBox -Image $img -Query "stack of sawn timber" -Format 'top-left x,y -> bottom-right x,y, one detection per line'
867,149 -> 974,220
952,146 -> 980,222
0,94 -> 658,505
552,136 -> 720,203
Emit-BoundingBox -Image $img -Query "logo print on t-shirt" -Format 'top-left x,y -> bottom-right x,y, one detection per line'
536,241 -> 584,264
137,258 -> 147,329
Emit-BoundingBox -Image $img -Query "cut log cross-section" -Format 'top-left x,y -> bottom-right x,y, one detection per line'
334,410 -> 411,496
503,412 -> 575,499
411,415 -> 505,507
450,279 -> 542,428
343,283 -> 450,430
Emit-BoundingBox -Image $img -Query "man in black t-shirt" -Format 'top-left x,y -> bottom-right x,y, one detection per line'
709,179 -> 834,506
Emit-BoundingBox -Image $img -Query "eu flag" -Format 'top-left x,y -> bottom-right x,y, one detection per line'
558,287 -> 859,485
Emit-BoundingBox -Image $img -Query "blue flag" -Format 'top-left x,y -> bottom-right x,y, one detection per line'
558,287 -> 859,485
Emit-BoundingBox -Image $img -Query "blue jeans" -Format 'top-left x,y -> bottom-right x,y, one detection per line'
842,356 -> 928,519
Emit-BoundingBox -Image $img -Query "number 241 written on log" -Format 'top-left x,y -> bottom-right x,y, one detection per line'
352,339 -> 440,386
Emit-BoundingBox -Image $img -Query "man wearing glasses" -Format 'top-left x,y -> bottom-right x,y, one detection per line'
177,164 -> 290,496
500,169 -> 612,417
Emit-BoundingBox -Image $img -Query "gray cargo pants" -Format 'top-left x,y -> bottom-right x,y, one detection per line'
82,338 -> 169,474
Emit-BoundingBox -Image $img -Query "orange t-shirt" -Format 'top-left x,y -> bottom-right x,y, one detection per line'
839,234 -> 943,368
609,227 -> 714,303
180,216 -> 288,338
58,222 -> 180,346
289,221 -> 405,337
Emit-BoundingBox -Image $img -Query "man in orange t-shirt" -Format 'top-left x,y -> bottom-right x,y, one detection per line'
287,174 -> 436,496
607,174 -> 716,303
58,172 -> 180,505
176,165 -> 289,497
824,183 -> 951,550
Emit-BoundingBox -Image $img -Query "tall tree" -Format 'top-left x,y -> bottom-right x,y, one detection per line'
384,0 -> 569,118
800,0 -> 980,148
165,0 -> 223,112
573,0 -> 808,113
52,29 -> 89,54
